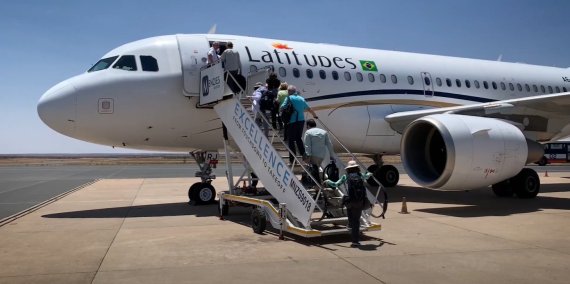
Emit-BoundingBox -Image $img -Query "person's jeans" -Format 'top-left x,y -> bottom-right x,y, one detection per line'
347,207 -> 363,243
287,121 -> 305,163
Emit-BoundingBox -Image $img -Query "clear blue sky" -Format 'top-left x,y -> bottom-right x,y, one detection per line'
1,0 -> 569,154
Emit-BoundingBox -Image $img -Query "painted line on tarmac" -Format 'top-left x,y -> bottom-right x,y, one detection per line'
0,179 -> 101,227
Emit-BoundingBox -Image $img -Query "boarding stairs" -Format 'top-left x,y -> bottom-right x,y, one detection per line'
198,63 -> 387,237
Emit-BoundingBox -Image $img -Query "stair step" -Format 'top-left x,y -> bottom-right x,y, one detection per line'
311,217 -> 349,226
319,228 -> 350,236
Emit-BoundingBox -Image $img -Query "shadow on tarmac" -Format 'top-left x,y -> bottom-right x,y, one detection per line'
387,182 -> 570,217
42,202 -> 219,218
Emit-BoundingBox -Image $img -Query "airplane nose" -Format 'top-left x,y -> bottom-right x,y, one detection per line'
37,82 -> 77,136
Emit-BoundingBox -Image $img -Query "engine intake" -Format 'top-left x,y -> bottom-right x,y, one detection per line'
401,114 -> 542,190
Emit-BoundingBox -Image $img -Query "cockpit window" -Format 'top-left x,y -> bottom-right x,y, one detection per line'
112,55 -> 137,71
88,56 -> 118,72
140,55 -> 159,72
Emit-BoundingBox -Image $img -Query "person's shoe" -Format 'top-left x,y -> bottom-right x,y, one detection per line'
350,242 -> 361,247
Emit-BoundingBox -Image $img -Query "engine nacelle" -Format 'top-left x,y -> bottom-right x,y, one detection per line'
401,114 -> 543,190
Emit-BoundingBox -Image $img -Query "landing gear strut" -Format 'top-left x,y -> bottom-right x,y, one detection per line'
491,168 -> 540,199
188,151 -> 218,205
366,154 -> 400,187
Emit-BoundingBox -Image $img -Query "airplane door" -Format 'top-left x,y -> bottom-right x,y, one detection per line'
420,72 -> 434,97
177,35 -> 210,96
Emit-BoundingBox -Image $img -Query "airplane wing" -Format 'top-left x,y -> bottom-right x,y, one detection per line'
385,92 -> 570,140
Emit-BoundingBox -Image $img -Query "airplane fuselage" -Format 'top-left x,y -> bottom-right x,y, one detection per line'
38,34 -> 570,154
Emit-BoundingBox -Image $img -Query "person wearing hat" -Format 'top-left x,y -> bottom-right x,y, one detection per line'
324,160 -> 372,247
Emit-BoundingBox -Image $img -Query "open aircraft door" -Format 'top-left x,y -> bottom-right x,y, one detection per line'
420,72 -> 434,97
177,34 -> 210,96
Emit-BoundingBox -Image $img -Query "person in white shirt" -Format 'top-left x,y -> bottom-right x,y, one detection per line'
207,42 -> 220,65
220,42 -> 243,94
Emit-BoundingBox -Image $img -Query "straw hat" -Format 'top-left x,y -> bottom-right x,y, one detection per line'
345,160 -> 359,169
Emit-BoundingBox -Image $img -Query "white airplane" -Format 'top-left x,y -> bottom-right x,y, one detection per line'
37,34 -> 570,200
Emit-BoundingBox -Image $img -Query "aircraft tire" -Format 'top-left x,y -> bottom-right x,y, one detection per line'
366,165 -> 380,186
512,168 -> 540,199
378,165 -> 399,187
188,182 -> 202,203
491,180 -> 514,197
193,183 -> 216,205
251,208 -> 267,234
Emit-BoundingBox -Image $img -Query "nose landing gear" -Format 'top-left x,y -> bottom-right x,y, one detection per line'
188,151 -> 218,205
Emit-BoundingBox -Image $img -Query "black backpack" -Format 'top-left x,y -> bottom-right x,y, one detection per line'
259,88 -> 275,112
346,173 -> 366,208
280,97 -> 295,122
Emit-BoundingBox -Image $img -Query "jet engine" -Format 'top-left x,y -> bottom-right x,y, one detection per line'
401,114 -> 544,190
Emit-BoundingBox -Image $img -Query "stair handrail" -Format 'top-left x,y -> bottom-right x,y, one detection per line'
223,68 -> 328,216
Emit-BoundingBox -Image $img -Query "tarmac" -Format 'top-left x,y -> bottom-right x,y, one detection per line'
1,171 -> 570,283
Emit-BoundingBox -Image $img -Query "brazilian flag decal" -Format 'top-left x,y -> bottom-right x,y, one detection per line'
360,60 -> 378,72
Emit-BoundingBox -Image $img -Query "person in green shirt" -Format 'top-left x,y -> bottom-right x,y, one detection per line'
324,160 -> 372,247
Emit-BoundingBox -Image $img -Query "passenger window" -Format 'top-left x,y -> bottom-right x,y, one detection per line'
500,82 -> 506,90
455,79 -> 461,88
548,86 -> 553,93
509,83 -> 514,91
436,77 -> 442,86
250,65 -> 258,73
483,81 -> 489,89
407,76 -> 414,85
332,71 -> 339,80
88,56 -> 118,72
391,74 -> 398,84
525,84 -> 531,92
140,56 -> 158,72
113,55 -> 137,71
379,74 -> 387,83
319,70 -> 326,80
492,82 -> 497,89
540,85 -> 546,93
555,86 -> 560,93
446,78 -> 452,87
306,69 -> 313,79
279,67 -> 286,77
293,68 -> 300,78
368,73 -> 375,82
424,76 -> 431,86
465,80 -> 471,88
356,72 -> 363,82
474,80 -> 480,89
517,83 -> 522,92
533,85 -> 538,92
344,71 -> 352,81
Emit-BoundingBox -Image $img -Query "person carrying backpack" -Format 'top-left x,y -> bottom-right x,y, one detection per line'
279,85 -> 318,165
324,160 -> 372,247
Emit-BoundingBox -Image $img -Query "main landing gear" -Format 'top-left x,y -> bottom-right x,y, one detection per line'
491,168 -> 540,199
188,151 -> 218,205
366,154 -> 400,188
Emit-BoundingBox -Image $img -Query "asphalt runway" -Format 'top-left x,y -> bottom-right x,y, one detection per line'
0,164 -> 233,219
0,163 -> 567,220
